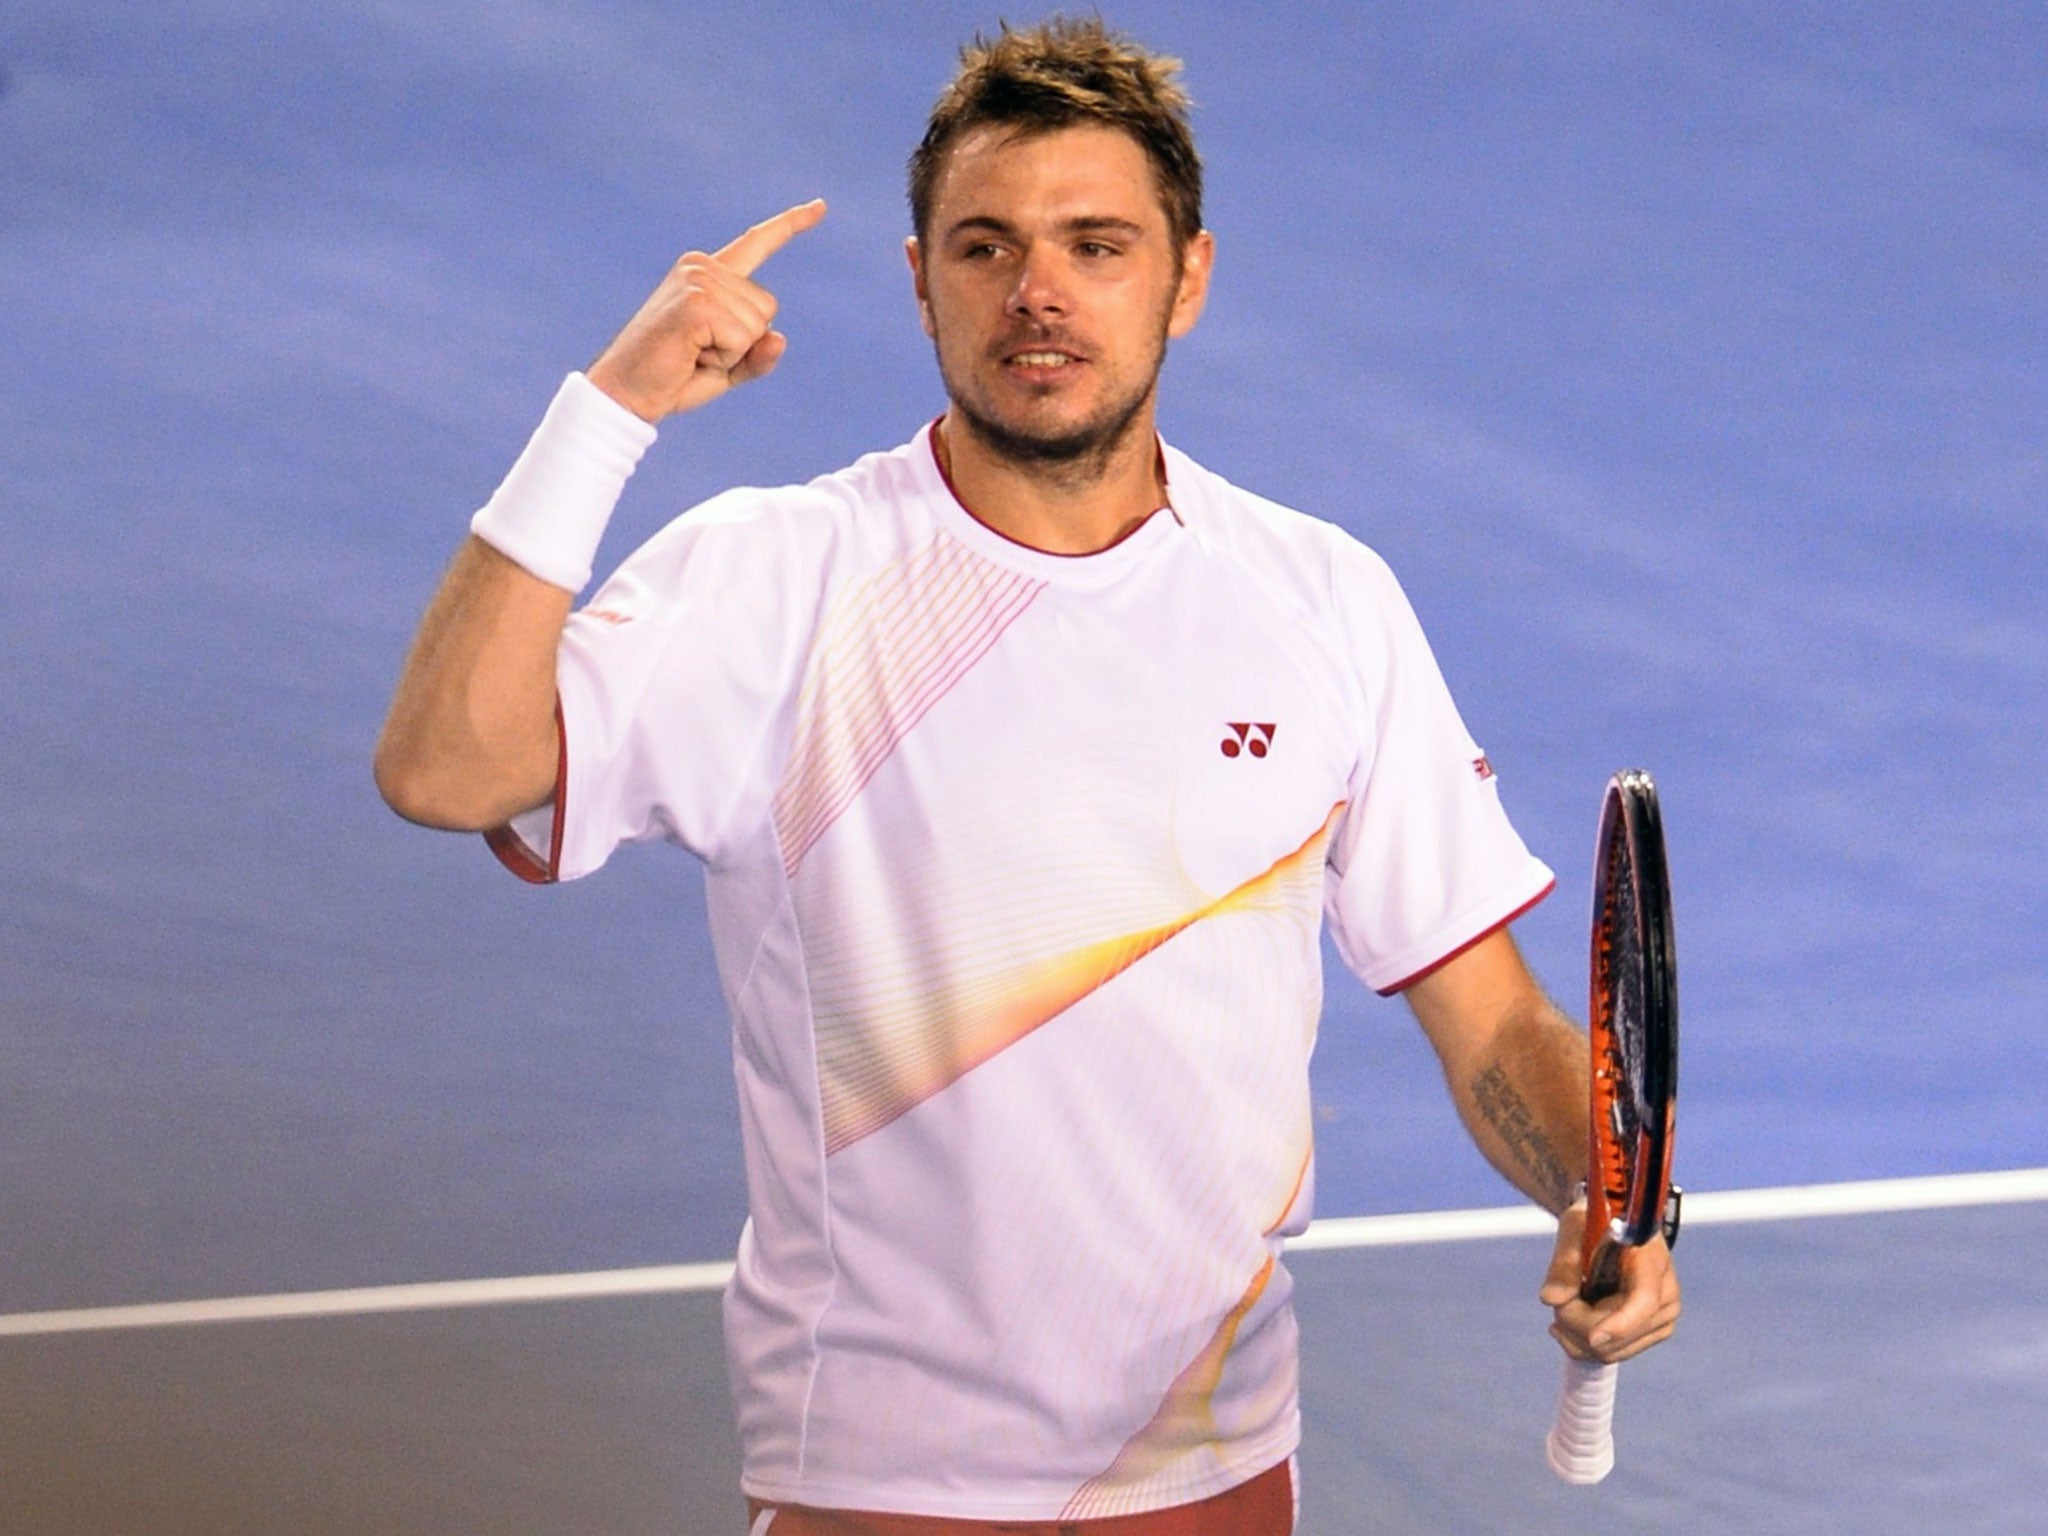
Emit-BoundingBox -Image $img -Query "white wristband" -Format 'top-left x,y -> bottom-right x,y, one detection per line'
469,372 -> 659,593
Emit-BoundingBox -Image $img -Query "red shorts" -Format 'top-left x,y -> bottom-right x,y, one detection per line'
745,1458 -> 1295,1536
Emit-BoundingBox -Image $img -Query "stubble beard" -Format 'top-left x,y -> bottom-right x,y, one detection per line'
932,312 -> 1173,490
947,372 -> 1155,485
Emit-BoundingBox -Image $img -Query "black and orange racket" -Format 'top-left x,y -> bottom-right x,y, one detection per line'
1546,769 -> 1681,1484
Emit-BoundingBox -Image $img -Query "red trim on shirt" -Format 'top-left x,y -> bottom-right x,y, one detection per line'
1374,878 -> 1556,997
481,697 -> 568,885
924,419 -> 1180,553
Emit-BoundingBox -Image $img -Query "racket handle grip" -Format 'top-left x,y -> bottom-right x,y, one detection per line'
1546,1355 -> 1618,1484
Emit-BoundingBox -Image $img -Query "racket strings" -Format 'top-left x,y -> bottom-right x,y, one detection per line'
1591,837 -> 1646,1223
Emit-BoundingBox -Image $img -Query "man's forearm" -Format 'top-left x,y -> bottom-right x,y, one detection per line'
1404,931 -> 1589,1214
375,372 -> 655,832
373,536 -> 570,831
1456,1000 -> 1587,1213
373,204 -> 825,837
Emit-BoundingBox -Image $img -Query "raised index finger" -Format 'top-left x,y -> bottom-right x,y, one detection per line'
714,199 -> 828,277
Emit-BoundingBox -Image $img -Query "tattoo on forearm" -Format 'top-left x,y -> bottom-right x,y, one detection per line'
1471,1063 -> 1574,1209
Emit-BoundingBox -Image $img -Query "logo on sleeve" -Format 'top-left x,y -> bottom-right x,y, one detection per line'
1472,754 -> 1495,781
1221,722 -> 1276,759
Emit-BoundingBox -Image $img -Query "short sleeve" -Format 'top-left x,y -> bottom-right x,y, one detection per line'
486,488 -> 828,882
1321,540 -> 1554,994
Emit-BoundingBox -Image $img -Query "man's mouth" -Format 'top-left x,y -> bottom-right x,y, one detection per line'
1004,348 -> 1085,371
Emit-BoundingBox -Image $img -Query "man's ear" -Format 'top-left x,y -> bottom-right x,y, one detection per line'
906,236 -> 936,338
1167,230 -> 1215,339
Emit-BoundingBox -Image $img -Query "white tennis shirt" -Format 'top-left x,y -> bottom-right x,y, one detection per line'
489,421 -> 1554,1519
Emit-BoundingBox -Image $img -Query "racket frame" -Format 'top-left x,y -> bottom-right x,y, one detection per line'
1578,769 -> 1679,1302
1547,769 -> 1679,1486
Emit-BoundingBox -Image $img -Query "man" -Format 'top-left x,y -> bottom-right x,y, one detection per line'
375,17 -> 1678,1534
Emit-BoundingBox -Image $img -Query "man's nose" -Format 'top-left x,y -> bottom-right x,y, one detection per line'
1005,246 -> 1069,321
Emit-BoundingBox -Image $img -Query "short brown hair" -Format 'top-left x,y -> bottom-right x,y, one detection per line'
909,16 -> 1204,250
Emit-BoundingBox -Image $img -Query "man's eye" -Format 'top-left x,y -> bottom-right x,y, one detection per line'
1076,242 -> 1119,258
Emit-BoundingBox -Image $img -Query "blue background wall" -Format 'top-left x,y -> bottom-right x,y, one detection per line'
3,2 -> 2042,1312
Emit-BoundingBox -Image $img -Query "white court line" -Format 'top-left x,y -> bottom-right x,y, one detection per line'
0,1263 -> 737,1339
5,1167 -> 2044,1338
1287,1165 -> 2048,1251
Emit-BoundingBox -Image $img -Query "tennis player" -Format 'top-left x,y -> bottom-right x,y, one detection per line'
375,17 -> 1678,1533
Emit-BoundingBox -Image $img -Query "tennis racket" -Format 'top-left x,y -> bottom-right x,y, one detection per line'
1545,769 -> 1680,1485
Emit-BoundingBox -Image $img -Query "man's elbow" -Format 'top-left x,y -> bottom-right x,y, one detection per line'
372,736 -> 502,832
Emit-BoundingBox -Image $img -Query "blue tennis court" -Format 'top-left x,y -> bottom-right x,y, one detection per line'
6,1184 -> 2046,1533
3,3 -> 2042,1531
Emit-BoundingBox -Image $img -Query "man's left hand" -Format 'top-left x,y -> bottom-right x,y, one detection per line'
1539,1203 -> 1682,1364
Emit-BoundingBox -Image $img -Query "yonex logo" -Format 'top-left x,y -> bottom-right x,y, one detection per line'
1221,722 -> 1276,759
1472,755 -> 1496,781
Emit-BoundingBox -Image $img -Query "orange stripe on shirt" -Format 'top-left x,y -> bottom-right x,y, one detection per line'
1058,1256 -> 1278,1520
819,802 -> 1346,1155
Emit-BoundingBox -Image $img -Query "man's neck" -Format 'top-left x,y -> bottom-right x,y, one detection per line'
933,410 -> 1169,556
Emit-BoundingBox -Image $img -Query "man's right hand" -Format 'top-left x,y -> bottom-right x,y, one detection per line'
375,200 -> 826,831
586,199 -> 827,424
